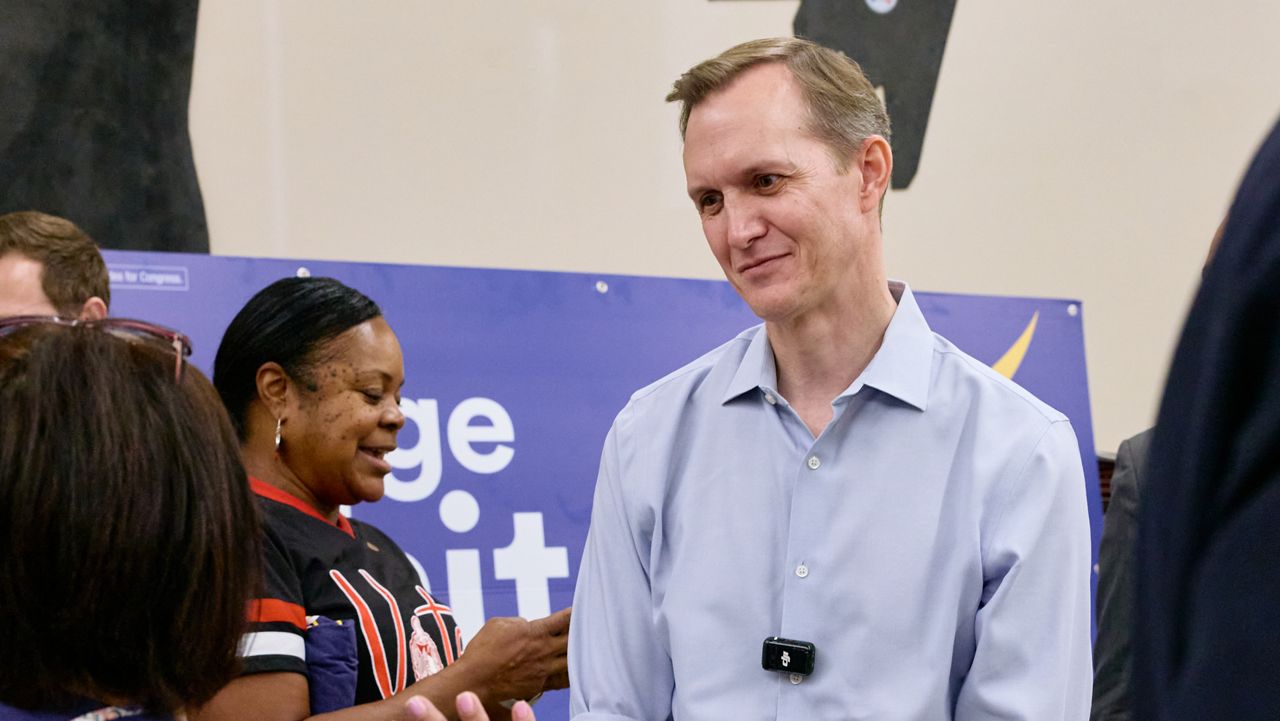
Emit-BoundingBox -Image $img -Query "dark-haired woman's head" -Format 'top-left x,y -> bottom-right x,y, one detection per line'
213,277 -> 405,517
0,323 -> 258,713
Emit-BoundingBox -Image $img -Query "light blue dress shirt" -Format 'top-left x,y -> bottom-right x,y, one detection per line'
569,283 -> 1092,721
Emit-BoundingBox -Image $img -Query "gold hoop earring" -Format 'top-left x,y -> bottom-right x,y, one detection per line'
274,417 -> 283,452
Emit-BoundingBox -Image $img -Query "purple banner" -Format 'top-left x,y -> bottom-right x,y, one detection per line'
105,250 -> 1099,720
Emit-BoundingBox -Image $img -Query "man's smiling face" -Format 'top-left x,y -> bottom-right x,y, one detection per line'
682,63 -> 870,325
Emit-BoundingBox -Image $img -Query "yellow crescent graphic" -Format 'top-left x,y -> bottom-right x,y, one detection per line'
992,312 -> 1039,380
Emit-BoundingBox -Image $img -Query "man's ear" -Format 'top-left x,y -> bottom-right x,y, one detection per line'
77,297 -> 108,321
255,362 -> 293,417
857,135 -> 893,215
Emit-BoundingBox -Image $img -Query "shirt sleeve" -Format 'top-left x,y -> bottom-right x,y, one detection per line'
239,520 -> 309,676
1091,435 -> 1143,721
569,419 -> 675,721
955,419 -> 1093,721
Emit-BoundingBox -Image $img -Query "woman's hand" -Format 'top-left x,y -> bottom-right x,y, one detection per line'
401,692 -> 534,721
453,607 -> 571,703
197,609 -> 569,721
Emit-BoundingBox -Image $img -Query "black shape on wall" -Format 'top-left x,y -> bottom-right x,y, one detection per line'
0,0 -> 208,252
795,0 -> 958,190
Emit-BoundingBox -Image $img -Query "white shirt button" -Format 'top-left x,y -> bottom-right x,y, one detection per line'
795,564 -> 809,578
790,673 -> 804,685
807,455 -> 821,470
764,392 -> 777,405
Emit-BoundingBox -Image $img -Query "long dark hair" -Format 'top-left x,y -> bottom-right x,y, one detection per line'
213,277 -> 382,440
0,325 -> 258,712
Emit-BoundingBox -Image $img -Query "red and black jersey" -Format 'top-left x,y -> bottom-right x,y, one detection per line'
240,478 -> 463,706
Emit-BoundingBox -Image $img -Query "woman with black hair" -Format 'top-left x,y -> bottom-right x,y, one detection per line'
0,318 -> 257,720
199,277 -> 563,721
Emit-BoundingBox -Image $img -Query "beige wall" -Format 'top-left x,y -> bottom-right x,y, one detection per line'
189,0 -> 1280,453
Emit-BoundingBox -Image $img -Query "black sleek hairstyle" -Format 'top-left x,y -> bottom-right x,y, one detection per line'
0,325 -> 258,713
213,276 -> 382,440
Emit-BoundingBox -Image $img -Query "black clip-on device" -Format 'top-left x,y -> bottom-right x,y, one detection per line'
762,636 -> 816,677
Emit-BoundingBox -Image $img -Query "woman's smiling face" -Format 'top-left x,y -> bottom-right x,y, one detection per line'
280,316 -> 406,511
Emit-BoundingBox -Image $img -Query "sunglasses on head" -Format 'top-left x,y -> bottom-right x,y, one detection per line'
0,315 -> 194,381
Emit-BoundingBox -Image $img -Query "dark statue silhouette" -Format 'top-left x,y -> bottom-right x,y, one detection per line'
0,0 -> 208,251
0,0 -> 958,251
795,0 -> 959,189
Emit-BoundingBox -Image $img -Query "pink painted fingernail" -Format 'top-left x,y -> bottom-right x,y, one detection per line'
406,696 -> 429,714
456,692 -> 478,715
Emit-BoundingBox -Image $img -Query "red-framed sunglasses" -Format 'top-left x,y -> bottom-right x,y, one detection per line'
0,315 -> 194,381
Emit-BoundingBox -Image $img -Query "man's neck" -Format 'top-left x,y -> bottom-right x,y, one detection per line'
769,283 -> 897,438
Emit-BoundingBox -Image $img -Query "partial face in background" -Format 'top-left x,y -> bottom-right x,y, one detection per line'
280,316 -> 406,508
0,252 -> 59,317
682,63 -> 876,325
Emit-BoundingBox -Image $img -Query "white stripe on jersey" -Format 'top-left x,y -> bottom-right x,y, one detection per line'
239,630 -> 306,660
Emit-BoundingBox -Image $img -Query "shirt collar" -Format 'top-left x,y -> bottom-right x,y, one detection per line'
250,476 -> 355,537
856,282 -> 933,411
721,281 -> 934,412
722,324 -> 776,404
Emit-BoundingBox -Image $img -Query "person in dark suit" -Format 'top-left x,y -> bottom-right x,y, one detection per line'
1133,115 -> 1280,720
1091,428 -> 1152,721
1092,218 -> 1228,721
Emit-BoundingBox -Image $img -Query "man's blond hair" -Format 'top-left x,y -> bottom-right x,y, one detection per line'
666,37 -> 891,172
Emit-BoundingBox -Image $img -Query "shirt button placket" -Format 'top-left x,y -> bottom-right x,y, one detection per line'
786,448 -> 818,703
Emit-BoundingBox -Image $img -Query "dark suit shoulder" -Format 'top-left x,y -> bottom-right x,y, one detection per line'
1116,427 -> 1155,495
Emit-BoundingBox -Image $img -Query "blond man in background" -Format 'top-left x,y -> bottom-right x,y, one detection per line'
0,210 -> 109,320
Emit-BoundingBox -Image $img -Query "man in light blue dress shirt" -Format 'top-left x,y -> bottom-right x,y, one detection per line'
569,37 -> 1092,721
